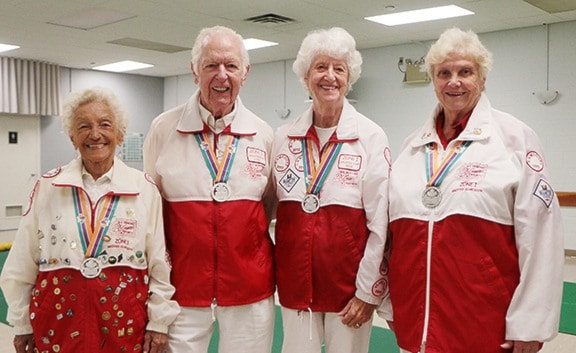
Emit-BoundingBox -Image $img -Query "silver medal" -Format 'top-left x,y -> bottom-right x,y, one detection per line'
301,194 -> 320,213
211,182 -> 230,202
80,257 -> 102,279
422,186 -> 442,208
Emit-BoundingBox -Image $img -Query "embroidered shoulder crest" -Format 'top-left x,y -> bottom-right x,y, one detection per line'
42,167 -> 62,178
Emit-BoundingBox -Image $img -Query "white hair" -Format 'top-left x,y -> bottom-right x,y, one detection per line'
292,27 -> 362,94
191,26 -> 250,76
424,27 -> 493,80
61,87 -> 127,140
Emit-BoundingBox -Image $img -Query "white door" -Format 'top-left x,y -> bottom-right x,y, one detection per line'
0,114 -> 40,232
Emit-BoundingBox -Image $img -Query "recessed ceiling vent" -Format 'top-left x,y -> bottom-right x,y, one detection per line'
245,13 -> 296,24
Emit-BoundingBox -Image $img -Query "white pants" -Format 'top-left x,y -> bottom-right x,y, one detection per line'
168,296 -> 275,353
280,307 -> 372,353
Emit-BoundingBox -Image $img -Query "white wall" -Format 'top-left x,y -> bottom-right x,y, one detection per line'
164,22 -> 576,250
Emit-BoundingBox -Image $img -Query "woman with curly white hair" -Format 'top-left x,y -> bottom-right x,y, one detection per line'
272,27 -> 391,353
0,87 -> 179,353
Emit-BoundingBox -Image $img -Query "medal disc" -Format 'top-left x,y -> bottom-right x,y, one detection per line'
301,194 -> 320,213
211,182 -> 230,202
81,257 -> 102,279
422,186 -> 442,208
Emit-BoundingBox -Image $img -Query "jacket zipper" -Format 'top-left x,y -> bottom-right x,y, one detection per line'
212,197 -> 219,321
420,217 -> 435,353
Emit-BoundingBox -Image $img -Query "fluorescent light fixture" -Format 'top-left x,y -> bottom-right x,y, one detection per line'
243,38 -> 278,50
93,60 -> 153,73
365,5 -> 474,26
0,43 -> 20,53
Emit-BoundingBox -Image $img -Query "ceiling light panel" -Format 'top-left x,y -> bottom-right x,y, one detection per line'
365,5 -> 474,26
0,44 -> 20,53
243,38 -> 278,50
93,60 -> 153,73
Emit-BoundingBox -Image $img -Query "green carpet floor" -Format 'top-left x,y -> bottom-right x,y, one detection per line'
560,281 -> 576,335
1,249 -> 574,351
0,250 -> 8,326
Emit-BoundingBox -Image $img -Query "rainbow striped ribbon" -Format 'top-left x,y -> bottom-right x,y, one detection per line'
425,140 -> 472,187
72,188 -> 120,258
302,139 -> 343,195
194,133 -> 240,183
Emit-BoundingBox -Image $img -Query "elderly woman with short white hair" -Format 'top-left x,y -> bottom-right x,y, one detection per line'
272,27 -> 391,353
0,87 -> 179,353
382,27 -> 564,353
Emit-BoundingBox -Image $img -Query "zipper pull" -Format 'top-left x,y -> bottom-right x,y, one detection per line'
210,298 -> 217,322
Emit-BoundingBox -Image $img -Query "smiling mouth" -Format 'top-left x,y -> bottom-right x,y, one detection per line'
212,87 -> 229,92
446,92 -> 465,96
320,84 -> 339,90
86,143 -> 107,149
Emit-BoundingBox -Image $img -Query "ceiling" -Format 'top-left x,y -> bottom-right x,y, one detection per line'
2,0 -> 576,77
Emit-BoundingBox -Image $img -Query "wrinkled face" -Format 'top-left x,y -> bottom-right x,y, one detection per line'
305,54 -> 349,106
70,101 -> 122,166
193,34 -> 248,118
432,53 -> 485,120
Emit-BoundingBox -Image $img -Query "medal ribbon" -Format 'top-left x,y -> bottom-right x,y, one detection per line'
425,140 -> 472,187
301,139 -> 343,195
194,133 -> 240,183
72,188 -> 120,257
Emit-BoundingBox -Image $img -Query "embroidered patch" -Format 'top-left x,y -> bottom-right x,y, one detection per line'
43,167 -> 61,178
371,278 -> 388,297
456,162 -> 487,180
533,178 -> 555,208
294,155 -> 304,172
288,139 -> 302,155
452,162 -> 487,193
334,170 -> 359,186
338,154 -> 362,171
526,151 -> 544,172
274,154 -> 290,173
244,163 -> 265,179
109,218 -> 137,238
279,168 -> 300,193
246,147 -> 266,165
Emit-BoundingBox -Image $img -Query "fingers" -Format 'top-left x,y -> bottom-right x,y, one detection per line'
340,296 -> 376,328
505,340 -> 540,353
143,332 -> 152,353
145,331 -> 169,353
14,334 -> 35,353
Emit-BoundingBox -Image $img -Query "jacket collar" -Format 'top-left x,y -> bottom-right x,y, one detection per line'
176,89 -> 256,136
412,93 -> 492,148
287,99 -> 359,143
51,156 -> 139,196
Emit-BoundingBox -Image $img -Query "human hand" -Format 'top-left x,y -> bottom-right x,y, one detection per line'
13,334 -> 35,353
501,340 -> 540,353
337,296 -> 376,329
143,330 -> 168,353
